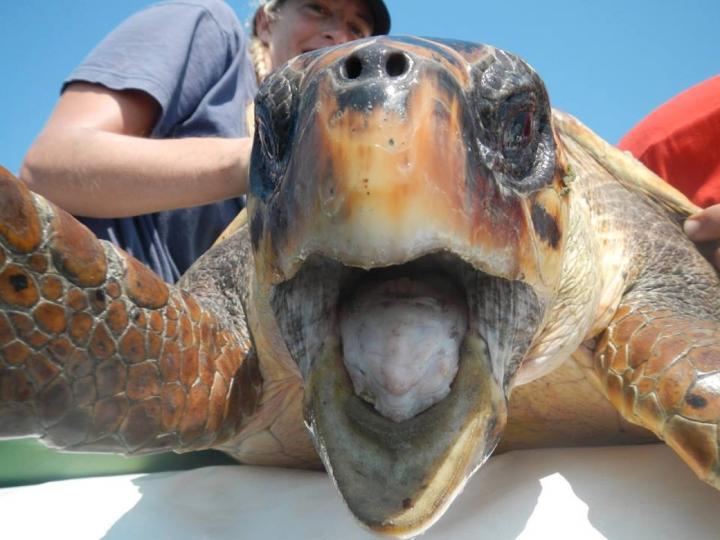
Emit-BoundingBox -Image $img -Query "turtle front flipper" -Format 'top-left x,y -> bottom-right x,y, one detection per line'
594,299 -> 720,487
553,110 -> 720,487
0,167 -> 258,455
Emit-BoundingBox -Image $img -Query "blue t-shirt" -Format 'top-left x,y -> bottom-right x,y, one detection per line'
64,0 -> 258,282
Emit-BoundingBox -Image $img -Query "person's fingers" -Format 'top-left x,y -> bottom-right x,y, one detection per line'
684,204 -> 720,242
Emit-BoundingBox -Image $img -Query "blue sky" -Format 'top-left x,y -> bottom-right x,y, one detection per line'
0,0 -> 717,175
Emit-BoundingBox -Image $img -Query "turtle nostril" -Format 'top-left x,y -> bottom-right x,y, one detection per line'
341,50 -> 411,81
343,55 -> 363,80
385,52 -> 409,77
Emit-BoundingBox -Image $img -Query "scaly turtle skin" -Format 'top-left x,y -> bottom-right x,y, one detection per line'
1,37 -> 719,537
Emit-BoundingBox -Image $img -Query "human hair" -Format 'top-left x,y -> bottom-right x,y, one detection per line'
251,0 -> 285,38
249,0 -> 286,83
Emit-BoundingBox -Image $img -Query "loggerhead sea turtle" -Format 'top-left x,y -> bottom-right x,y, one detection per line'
1,36 -> 719,538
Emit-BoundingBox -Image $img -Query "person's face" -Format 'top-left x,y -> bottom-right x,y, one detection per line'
256,0 -> 375,69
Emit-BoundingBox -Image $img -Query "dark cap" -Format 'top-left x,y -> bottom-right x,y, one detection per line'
253,1 -> 391,37
366,0 -> 391,35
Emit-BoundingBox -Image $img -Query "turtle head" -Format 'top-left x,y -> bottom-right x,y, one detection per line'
247,37 -> 568,537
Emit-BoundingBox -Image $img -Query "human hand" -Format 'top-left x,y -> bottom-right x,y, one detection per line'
684,204 -> 720,270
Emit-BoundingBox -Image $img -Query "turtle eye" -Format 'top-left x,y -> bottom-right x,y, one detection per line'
502,108 -> 534,157
250,101 -> 287,199
256,105 -> 280,162
256,74 -> 295,164
249,67 -> 300,200
498,99 -> 540,181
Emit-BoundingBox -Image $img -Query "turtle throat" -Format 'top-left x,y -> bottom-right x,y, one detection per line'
339,274 -> 467,422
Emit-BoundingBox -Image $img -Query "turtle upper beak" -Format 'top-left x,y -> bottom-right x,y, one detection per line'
304,332 -> 506,537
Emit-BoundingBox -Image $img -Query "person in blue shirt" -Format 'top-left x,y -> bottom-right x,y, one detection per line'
20,0 -> 391,283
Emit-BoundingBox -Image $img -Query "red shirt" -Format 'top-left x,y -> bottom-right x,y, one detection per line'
618,75 -> 720,207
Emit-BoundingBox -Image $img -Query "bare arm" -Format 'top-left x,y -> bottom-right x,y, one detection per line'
20,82 -> 252,218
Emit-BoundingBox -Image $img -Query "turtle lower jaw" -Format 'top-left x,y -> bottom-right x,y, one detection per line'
269,252 -> 540,534
304,332 -> 506,537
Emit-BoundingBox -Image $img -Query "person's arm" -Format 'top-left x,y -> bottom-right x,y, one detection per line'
20,82 -> 252,218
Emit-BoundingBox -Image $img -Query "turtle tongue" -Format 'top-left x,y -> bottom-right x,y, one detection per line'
304,331 -> 506,537
339,275 -> 467,422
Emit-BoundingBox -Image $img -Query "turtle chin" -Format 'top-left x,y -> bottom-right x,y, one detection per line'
304,334 -> 506,537
269,252 -> 542,536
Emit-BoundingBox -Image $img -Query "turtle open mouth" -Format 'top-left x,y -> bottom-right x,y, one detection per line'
339,267 -> 467,422
270,251 -> 542,536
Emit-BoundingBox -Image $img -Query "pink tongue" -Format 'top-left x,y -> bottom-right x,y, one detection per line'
339,275 -> 467,422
